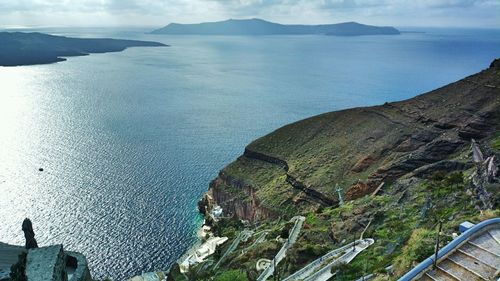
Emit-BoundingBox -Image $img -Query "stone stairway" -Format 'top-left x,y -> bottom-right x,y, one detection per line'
419,229 -> 500,281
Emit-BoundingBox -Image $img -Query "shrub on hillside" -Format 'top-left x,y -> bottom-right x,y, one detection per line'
214,269 -> 249,281
393,228 -> 435,276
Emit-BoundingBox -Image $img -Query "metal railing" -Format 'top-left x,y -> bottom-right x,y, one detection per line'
283,239 -> 374,281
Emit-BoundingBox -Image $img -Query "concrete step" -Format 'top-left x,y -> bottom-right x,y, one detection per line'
421,273 -> 436,281
438,258 -> 481,281
458,243 -> 500,269
448,251 -> 495,280
488,229 -> 500,245
425,266 -> 460,281
469,232 -> 500,256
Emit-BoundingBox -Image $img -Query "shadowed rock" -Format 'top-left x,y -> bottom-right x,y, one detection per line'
471,139 -> 485,162
469,142 -> 497,210
22,219 -> 38,250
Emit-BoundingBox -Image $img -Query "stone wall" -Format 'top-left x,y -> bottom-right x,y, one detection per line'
24,245 -> 91,281
25,245 -> 67,281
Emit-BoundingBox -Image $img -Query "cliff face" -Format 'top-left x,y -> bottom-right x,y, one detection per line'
203,171 -> 278,222
201,59 -> 500,222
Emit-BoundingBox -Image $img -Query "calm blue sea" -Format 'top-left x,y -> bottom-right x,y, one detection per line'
0,27 -> 499,280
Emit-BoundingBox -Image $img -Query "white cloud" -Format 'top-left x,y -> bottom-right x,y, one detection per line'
0,0 -> 498,27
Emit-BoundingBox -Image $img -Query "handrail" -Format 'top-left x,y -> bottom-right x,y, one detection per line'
283,239 -> 365,281
397,217 -> 500,281
302,239 -> 374,281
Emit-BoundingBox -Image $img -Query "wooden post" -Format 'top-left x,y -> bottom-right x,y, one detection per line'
433,221 -> 443,269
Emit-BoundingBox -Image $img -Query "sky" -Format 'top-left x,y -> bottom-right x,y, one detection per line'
0,0 -> 498,28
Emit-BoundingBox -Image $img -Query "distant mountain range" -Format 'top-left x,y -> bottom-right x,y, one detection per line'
0,32 -> 167,66
151,18 -> 400,36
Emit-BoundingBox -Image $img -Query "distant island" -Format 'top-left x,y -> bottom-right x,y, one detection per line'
0,32 -> 168,66
150,18 -> 400,36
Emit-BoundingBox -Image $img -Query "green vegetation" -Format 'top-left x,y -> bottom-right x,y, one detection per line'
332,171 -> 490,281
393,228 -> 436,276
212,218 -> 244,238
183,169 -> 495,281
213,270 -> 249,281
222,157 -> 299,217
305,212 -> 317,225
491,132 -> 500,151
178,165 -> 498,281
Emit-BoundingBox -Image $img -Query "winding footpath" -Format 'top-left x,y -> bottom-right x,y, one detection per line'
213,229 -> 253,270
241,231 -> 268,255
257,216 -> 306,281
283,238 -> 374,281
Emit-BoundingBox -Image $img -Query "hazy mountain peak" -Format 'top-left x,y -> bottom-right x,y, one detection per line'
151,18 -> 400,36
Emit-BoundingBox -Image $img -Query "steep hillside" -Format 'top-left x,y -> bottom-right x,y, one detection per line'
173,60 -> 500,281
203,59 -> 500,222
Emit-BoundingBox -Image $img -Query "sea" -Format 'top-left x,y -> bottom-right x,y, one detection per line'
0,27 -> 499,280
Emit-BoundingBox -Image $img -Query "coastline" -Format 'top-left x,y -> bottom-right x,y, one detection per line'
128,212 -> 211,280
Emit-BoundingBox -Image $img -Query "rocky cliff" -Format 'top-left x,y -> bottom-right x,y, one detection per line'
200,59 -> 500,222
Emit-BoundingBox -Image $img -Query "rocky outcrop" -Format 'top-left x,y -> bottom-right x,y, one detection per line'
411,160 -> 473,178
351,155 -> 377,172
469,140 -> 498,209
345,181 -> 372,201
22,219 -> 38,250
490,58 -> 500,69
458,115 -> 496,139
202,171 -> 278,222
368,139 -> 464,184
285,174 -> 338,206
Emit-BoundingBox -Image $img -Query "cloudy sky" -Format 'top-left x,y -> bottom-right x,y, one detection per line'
0,0 -> 498,28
